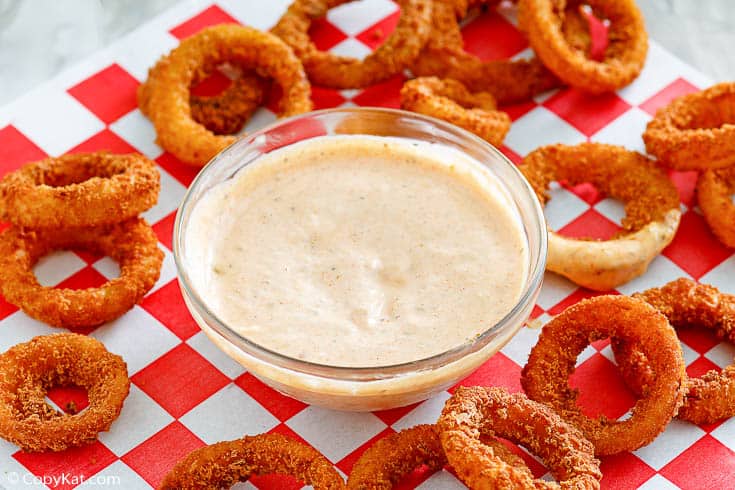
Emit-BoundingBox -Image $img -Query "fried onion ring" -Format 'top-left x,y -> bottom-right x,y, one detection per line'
519,143 -> 681,291
411,0 -> 560,104
0,333 -> 130,452
347,424 -> 532,489
159,433 -> 346,489
139,24 -> 312,166
400,77 -> 511,147
0,152 -> 159,228
643,82 -> 735,170
517,0 -> 648,93
272,0 -> 433,89
697,165 -> 735,248
0,218 -> 163,329
437,386 -> 602,488
612,279 -> 735,424
189,73 -> 267,135
521,295 -> 686,455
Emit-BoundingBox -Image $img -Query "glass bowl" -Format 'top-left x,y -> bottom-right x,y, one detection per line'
173,108 -> 547,411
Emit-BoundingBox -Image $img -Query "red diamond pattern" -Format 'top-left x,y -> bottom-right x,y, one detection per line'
558,209 -> 621,240
235,372 -> 308,422
0,125 -> 47,174
156,152 -> 201,187
169,5 -> 239,39
351,74 -> 405,108
122,422 -> 204,487
309,17 -> 348,51
570,354 -> 636,419
67,64 -> 140,124
151,211 -> 176,251
131,343 -> 229,418
14,442 -> 117,490
68,129 -> 139,154
451,352 -> 523,393
461,10 -> 528,61
544,88 -> 631,136
663,211 -> 731,279
355,10 -> 400,50
660,436 -> 735,490
140,279 -> 200,341
640,77 -> 701,116
599,452 -> 656,490
47,385 -> 90,414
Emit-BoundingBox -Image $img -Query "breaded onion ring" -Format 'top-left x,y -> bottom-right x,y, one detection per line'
400,77 -> 511,147
521,296 -> 686,455
0,333 -> 130,452
0,218 -> 163,329
189,73 -> 267,135
437,386 -> 602,489
411,0 -> 560,104
139,24 -> 312,166
643,82 -> 735,170
272,0 -> 433,89
0,152 -> 159,229
159,433 -> 346,489
139,65 -> 266,136
517,0 -> 648,93
698,165 -> 735,248
347,424 -> 532,489
519,143 -> 681,291
612,279 -> 735,424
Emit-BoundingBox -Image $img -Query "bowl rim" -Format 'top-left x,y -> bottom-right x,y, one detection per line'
173,107 -> 547,379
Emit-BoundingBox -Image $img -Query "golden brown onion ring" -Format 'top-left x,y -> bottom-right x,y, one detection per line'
346,424 -> 532,489
521,295 -> 686,455
697,165 -> 735,248
411,0 -> 560,105
400,77 -> 511,147
0,152 -> 159,228
0,333 -> 130,452
138,24 -> 312,166
518,0 -> 647,93
613,279 -> 735,425
0,218 -> 163,329
438,386 -> 602,488
273,0 -> 433,89
519,143 -> 681,291
643,82 -> 735,171
159,433 -> 346,489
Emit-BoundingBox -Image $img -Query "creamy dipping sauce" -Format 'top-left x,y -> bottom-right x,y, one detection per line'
186,135 -> 528,367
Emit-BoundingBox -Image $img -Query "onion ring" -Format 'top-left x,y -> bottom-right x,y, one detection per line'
0,333 -> 130,452
521,295 -> 686,455
0,152 -> 159,229
519,143 -> 681,291
643,82 -> 735,171
612,279 -> 735,424
159,433 -> 346,489
272,0 -> 433,89
139,24 -> 312,166
517,0 -> 648,93
400,77 -> 511,147
346,424 -> 532,489
189,73 -> 267,135
0,218 -> 163,329
411,0 -> 560,104
437,386 -> 602,488
697,165 -> 735,248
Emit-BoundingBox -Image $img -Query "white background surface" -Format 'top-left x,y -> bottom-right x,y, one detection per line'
0,0 -> 733,107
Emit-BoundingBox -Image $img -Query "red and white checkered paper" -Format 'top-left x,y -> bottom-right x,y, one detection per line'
0,1 -> 733,488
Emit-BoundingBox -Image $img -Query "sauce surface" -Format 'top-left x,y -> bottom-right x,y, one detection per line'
186,136 -> 528,367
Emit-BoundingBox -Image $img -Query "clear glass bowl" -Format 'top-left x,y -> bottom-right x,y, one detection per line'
173,108 -> 547,411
